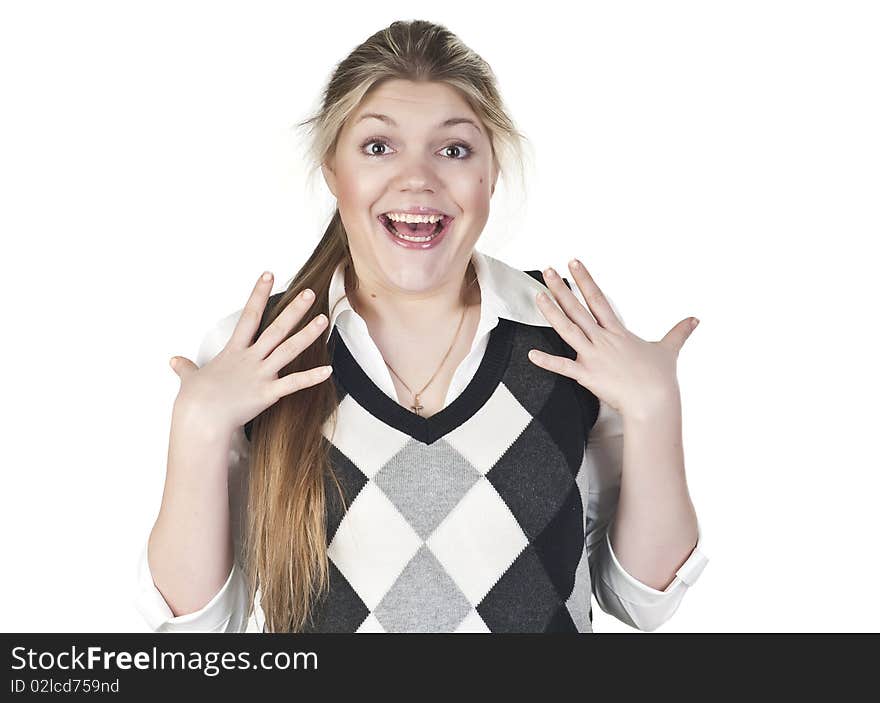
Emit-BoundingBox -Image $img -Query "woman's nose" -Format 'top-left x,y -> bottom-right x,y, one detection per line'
391,153 -> 439,190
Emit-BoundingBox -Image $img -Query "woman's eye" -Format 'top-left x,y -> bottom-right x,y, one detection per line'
441,143 -> 472,159
363,140 -> 390,156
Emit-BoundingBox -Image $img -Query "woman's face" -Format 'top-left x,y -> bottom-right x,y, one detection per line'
322,79 -> 498,295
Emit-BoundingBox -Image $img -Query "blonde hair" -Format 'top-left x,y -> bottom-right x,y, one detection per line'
244,18 -> 528,632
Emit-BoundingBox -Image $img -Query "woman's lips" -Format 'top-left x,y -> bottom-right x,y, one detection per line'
377,214 -> 454,250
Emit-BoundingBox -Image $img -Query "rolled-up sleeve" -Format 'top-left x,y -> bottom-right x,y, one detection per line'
584,399 -> 710,632
133,540 -> 251,633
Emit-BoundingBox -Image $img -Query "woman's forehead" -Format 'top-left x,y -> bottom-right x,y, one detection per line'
354,81 -> 478,127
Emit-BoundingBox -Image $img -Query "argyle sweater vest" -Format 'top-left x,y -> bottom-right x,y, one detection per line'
245,271 -> 601,632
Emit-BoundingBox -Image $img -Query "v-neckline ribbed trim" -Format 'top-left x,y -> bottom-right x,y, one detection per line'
328,318 -> 515,445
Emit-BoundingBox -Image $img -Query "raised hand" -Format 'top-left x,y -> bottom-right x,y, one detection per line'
527,259 -> 699,420
169,272 -> 332,436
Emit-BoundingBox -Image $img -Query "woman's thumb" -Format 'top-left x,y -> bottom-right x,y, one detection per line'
169,355 -> 197,379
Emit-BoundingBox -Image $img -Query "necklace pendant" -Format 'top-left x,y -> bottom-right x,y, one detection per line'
411,393 -> 423,416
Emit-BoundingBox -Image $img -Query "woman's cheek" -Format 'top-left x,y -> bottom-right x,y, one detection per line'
337,168 -> 380,202
459,178 -> 492,216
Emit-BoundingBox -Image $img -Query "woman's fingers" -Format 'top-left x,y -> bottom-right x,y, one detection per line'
566,260 -> 624,331
542,267 -> 600,341
272,363 -> 334,399
222,273 -> 332,403
227,272 -> 276,351
252,287 -> 318,359
535,289 -> 590,355
169,354 -> 198,379
263,311 -> 328,375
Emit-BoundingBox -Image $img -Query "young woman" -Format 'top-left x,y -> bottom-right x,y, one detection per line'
135,19 -> 708,633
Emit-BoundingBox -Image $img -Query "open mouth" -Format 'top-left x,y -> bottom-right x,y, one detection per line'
378,213 -> 452,242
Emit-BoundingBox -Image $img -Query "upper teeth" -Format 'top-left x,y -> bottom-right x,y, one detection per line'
385,213 -> 445,223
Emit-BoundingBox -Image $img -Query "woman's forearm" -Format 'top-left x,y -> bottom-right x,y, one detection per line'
610,389 -> 700,591
147,400 -> 235,616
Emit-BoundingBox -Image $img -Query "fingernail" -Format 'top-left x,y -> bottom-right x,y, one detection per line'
302,288 -> 314,300
544,267 -> 557,279
261,271 -> 272,282
691,317 -> 700,328
570,259 -> 581,269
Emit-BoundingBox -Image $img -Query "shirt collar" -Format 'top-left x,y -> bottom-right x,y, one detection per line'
326,247 -> 553,339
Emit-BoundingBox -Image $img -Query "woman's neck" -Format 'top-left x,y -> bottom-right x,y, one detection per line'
346,259 -> 480,342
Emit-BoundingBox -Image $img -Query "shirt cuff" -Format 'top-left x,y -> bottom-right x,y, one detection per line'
603,519 -> 709,603
133,539 -> 247,633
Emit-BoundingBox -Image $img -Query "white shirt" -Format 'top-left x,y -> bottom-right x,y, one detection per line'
134,248 -> 709,632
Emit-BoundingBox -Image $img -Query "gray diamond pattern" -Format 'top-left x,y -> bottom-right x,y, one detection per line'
373,437 -> 482,540
373,545 -> 473,632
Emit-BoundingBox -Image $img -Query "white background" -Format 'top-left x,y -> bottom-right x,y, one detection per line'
1,0 -> 877,632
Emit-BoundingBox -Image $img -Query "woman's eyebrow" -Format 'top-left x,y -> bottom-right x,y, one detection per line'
357,112 -> 482,135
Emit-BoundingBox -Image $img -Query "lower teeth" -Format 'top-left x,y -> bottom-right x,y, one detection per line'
396,231 -> 437,242
387,220 -> 443,242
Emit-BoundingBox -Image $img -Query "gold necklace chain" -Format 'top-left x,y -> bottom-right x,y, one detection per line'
350,265 -> 478,416
384,303 -> 468,415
